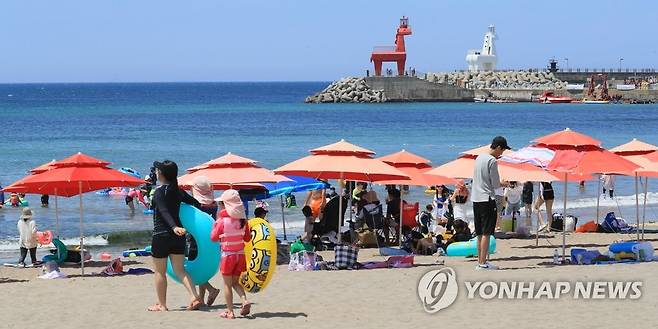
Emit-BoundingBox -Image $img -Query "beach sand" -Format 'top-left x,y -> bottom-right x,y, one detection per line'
2,232 -> 657,329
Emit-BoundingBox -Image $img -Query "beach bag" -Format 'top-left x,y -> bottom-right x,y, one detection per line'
551,213 -> 578,232
288,251 -> 318,271
290,239 -> 314,254
334,245 -> 359,269
101,258 -> 124,276
600,212 -> 628,233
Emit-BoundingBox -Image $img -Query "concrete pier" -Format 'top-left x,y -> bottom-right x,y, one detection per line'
364,76 -> 473,102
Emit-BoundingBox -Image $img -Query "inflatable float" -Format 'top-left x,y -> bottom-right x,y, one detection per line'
239,217 -> 277,293
122,247 -> 151,257
42,238 -> 68,264
119,167 -> 141,179
609,241 -> 654,261
36,230 -> 53,245
446,237 -> 496,257
167,204 -> 220,285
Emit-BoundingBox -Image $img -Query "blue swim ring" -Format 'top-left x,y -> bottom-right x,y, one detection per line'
166,204 -> 221,285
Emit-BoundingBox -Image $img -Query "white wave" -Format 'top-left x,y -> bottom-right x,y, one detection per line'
560,192 -> 658,210
0,235 -> 108,252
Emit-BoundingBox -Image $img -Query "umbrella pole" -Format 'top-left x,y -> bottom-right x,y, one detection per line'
280,195 -> 287,241
635,173 -> 640,241
55,187 -> 61,261
595,174 -> 601,224
642,177 -> 648,240
562,172 -> 567,263
54,188 -> 60,239
399,185 -> 404,248
79,181 -> 85,276
337,174 -> 344,244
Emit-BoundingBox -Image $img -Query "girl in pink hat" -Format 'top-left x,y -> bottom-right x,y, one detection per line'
210,189 -> 251,319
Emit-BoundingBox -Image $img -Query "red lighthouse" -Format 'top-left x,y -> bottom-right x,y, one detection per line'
370,16 -> 412,76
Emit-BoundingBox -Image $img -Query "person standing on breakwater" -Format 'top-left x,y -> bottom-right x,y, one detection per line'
472,136 -> 510,270
148,160 -> 202,312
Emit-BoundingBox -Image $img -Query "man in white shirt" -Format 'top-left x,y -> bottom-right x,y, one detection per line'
472,136 -> 510,270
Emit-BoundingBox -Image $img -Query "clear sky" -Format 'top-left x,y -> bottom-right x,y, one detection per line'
1,0 -> 656,83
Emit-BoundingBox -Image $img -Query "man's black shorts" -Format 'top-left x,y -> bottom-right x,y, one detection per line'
473,198 -> 497,236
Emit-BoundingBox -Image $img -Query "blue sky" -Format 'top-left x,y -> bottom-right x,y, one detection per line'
1,0 -> 656,82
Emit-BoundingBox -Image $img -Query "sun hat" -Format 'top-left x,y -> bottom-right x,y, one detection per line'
219,189 -> 245,219
20,207 -> 33,220
191,176 -> 214,205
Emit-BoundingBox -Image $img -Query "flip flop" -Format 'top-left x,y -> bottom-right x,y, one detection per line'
220,311 -> 235,319
147,304 -> 168,312
240,302 -> 251,316
186,299 -> 203,311
206,289 -> 220,306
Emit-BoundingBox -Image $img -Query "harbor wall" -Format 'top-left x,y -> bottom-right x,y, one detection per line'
364,76 -> 474,102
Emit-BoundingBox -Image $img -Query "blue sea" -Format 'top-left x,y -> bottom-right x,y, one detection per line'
1,82 -> 658,262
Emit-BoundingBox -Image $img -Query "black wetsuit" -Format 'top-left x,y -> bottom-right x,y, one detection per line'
151,184 -> 200,258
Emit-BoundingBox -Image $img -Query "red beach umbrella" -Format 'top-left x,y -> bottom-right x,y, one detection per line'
30,159 -> 57,174
3,153 -> 143,275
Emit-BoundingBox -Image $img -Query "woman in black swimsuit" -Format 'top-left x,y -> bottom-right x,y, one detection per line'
148,160 -> 202,312
534,182 -> 555,232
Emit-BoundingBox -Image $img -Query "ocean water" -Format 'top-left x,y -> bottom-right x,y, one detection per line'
1,82 -> 658,262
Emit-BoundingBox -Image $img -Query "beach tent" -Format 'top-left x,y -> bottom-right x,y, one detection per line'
274,139 -> 409,243
376,150 -> 457,246
2,153 -> 143,275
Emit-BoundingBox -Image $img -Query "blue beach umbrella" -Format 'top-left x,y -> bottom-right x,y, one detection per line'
240,176 -> 328,241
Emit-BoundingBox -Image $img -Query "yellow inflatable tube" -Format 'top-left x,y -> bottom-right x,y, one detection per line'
240,217 -> 277,293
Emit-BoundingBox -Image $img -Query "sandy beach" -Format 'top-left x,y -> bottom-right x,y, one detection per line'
2,232 -> 657,329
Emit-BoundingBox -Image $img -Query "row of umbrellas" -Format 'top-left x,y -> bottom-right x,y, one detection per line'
4,129 -> 658,273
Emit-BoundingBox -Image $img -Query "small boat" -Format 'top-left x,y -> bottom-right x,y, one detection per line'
538,91 -> 574,104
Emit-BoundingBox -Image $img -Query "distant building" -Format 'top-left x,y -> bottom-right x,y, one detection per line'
466,25 -> 498,72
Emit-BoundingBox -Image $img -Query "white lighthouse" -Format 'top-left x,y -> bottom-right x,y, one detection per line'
466,25 -> 498,72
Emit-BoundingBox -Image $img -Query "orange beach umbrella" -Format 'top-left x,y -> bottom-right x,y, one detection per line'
179,153 -> 290,190
274,140 -> 409,242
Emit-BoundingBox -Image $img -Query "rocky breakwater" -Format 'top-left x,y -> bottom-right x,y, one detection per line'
305,77 -> 387,103
424,71 -> 567,90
